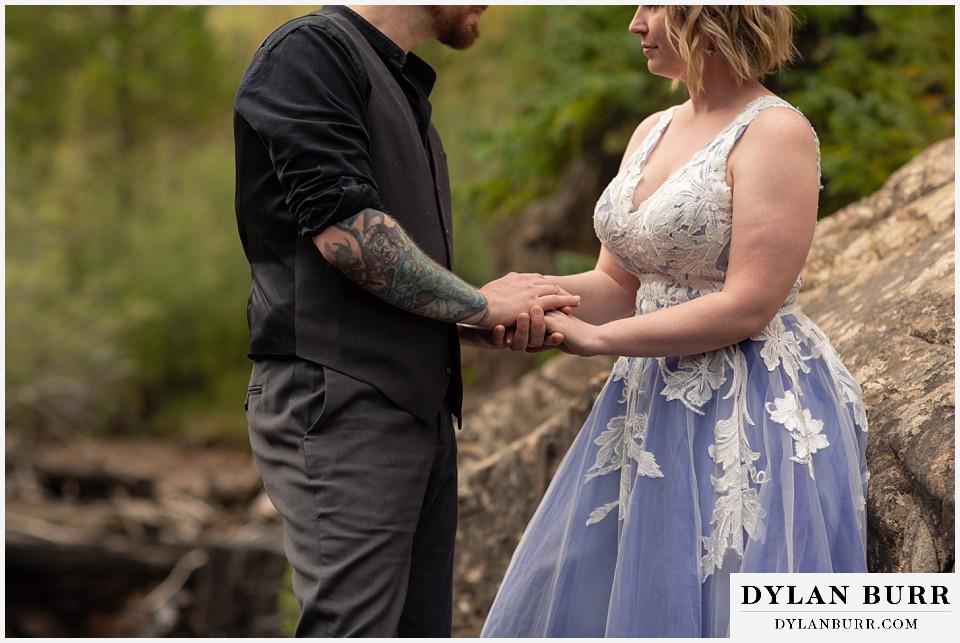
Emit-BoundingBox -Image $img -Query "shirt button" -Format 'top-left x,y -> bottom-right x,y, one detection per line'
445,366 -> 452,376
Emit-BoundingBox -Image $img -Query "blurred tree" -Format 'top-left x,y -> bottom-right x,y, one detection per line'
6,5 -> 244,440
425,6 -> 676,220
782,5 -> 955,213
7,5 -> 230,275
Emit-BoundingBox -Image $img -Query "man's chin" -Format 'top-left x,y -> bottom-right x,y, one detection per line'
430,7 -> 482,51
441,28 -> 479,51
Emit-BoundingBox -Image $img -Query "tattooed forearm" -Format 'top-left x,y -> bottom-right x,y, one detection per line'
316,209 -> 489,324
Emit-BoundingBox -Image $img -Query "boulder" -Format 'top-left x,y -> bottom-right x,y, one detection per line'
799,138 -> 955,574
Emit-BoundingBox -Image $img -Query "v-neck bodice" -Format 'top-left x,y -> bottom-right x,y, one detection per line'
593,95 -> 816,315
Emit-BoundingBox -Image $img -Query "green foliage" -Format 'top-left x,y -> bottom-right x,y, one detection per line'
5,6 -> 954,443
428,6 -> 677,219
6,5 -> 246,442
426,5 -> 953,223
113,138 -> 253,441
279,565 -> 299,635
7,6 -> 229,163
780,5 -> 955,214
556,251 -> 598,277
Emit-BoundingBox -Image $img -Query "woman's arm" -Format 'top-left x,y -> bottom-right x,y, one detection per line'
546,107 -> 820,358
548,248 -> 640,325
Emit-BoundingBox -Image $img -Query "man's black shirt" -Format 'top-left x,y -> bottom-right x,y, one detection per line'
235,5 -> 438,238
234,6 -> 461,425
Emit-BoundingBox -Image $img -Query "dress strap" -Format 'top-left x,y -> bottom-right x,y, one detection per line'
627,106 -> 678,171
719,96 -> 822,180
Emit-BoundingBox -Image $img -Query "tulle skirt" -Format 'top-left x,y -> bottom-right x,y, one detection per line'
482,315 -> 868,638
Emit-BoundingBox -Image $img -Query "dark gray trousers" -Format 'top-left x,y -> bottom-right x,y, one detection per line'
246,358 -> 457,637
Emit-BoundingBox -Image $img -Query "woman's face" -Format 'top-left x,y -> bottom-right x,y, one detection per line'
629,6 -> 684,81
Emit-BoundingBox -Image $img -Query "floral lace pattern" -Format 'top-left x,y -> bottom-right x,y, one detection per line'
585,358 -> 663,526
586,96 -> 867,581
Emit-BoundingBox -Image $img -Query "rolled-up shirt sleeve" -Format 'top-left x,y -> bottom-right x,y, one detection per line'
235,21 -> 382,235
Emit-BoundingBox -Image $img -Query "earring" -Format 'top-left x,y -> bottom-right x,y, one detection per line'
705,43 -> 718,56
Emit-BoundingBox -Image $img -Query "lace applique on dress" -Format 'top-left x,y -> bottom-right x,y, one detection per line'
481,97 -> 869,638
583,96 -> 868,580
584,358 -> 663,526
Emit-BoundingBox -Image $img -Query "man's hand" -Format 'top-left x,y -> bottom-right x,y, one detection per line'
464,272 -> 580,329
506,305 -> 565,352
458,306 -> 565,352
458,323 -> 508,349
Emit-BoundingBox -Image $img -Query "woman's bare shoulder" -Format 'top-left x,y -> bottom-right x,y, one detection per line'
740,105 -> 817,152
730,104 -> 818,176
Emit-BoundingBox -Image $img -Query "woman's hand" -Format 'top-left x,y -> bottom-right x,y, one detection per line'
545,310 -> 602,357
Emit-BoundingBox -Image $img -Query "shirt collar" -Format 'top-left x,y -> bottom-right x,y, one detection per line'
327,6 -> 437,97
330,6 -> 405,62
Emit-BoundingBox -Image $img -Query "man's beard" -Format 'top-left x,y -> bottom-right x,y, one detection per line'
427,6 -> 481,51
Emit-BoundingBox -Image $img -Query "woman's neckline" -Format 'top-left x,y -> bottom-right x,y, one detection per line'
628,95 -> 781,214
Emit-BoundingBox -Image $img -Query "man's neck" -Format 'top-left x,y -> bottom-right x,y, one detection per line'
347,5 -> 429,53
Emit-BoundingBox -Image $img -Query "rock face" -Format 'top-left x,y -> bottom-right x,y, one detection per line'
454,353 -> 613,635
453,138 -> 955,636
799,138 -> 955,575
488,150 -> 613,277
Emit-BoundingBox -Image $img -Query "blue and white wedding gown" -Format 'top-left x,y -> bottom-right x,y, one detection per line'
481,96 -> 869,638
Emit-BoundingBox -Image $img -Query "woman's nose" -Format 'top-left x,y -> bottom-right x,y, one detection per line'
629,7 -> 647,35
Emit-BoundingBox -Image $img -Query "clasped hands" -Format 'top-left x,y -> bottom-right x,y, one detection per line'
461,271 -> 581,353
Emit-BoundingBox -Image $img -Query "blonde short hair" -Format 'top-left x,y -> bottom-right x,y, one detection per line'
663,5 -> 798,95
